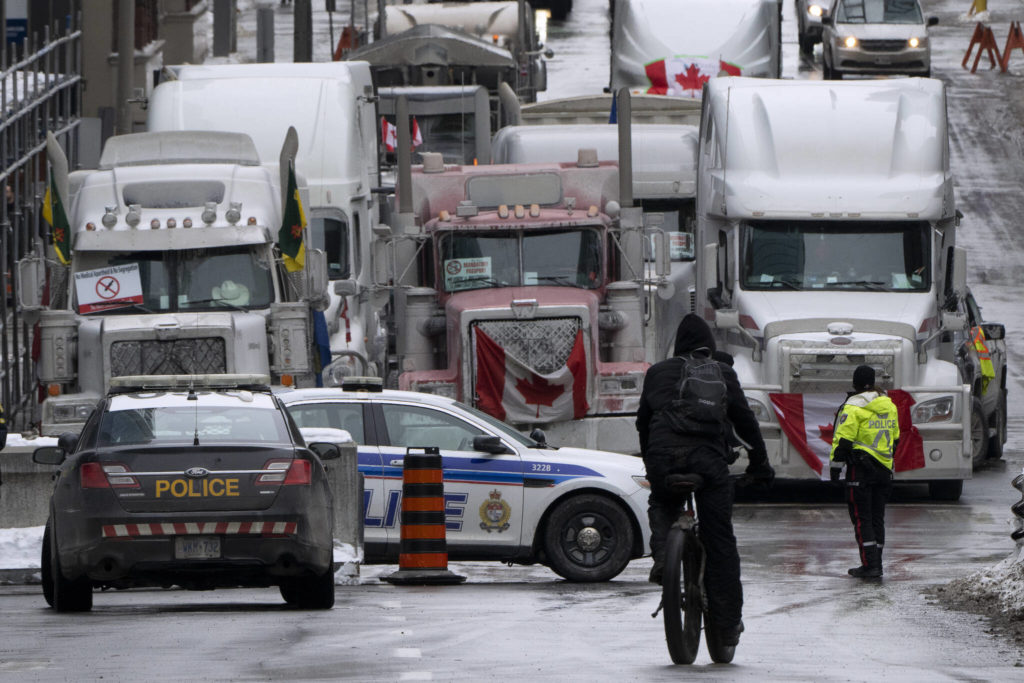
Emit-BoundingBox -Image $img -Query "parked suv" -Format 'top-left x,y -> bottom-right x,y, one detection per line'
822,0 -> 938,79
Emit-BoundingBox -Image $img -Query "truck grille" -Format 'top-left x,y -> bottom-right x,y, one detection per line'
781,340 -> 899,394
110,338 -> 227,377
474,318 -> 580,374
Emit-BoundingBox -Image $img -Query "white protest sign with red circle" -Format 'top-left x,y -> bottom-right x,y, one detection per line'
74,264 -> 144,313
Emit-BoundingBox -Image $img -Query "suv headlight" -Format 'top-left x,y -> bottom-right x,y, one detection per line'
843,35 -> 859,48
808,3 -> 823,16
908,37 -> 926,48
912,396 -> 954,424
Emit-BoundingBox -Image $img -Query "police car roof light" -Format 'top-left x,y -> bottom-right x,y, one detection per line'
108,374 -> 272,393
341,376 -> 384,392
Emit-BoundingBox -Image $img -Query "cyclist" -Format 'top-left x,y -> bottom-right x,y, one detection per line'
636,314 -> 774,647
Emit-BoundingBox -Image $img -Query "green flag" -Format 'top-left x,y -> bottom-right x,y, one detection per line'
42,168 -> 71,265
279,163 -> 306,273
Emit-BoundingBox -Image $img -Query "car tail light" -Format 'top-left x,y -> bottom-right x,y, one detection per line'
80,462 -> 140,489
257,459 -> 311,486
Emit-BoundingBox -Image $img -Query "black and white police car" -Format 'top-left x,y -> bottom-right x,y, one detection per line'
34,375 -> 340,612
278,378 -> 651,582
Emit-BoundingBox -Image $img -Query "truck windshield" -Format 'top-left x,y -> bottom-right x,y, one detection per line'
73,245 -> 274,314
836,0 -> 924,24
438,228 -> 603,293
382,113 -> 477,165
740,220 -> 930,292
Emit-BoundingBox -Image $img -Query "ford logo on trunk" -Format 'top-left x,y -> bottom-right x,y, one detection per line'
184,467 -> 210,478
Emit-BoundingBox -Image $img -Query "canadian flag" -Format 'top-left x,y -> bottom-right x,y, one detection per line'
644,56 -> 742,98
769,390 -> 925,479
381,117 -> 423,152
474,328 -> 589,424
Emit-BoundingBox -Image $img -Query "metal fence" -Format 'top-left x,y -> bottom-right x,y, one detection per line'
1,17 -> 81,431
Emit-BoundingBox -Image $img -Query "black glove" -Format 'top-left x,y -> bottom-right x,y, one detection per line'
744,459 -> 775,486
829,465 -> 842,483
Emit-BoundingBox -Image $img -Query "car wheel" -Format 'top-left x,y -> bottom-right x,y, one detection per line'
987,389 -> 1007,460
50,525 -> 93,613
542,494 -> 634,582
549,0 -> 572,20
41,520 -> 54,608
799,33 -> 814,55
280,566 -> 335,609
928,479 -> 963,502
969,396 -> 989,469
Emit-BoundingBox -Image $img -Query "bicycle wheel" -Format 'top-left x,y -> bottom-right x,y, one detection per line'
662,526 -> 702,665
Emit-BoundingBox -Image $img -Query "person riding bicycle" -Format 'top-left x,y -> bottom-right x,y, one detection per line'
636,314 -> 774,647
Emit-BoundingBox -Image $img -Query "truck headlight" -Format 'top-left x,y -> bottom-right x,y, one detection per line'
912,396 -> 954,424
747,398 -> 772,423
599,373 -> 643,395
413,381 -> 458,399
52,402 -> 97,423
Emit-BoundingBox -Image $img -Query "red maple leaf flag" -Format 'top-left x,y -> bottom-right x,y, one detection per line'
644,56 -> 743,97
769,391 -> 925,479
381,117 -> 398,152
412,117 -> 423,148
474,328 -> 589,423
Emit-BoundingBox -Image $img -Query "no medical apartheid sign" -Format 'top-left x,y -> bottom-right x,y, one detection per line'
75,264 -> 144,313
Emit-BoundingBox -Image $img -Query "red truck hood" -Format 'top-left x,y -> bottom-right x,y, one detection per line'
445,286 -> 600,314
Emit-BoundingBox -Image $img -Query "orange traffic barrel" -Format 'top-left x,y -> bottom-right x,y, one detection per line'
383,447 -> 466,585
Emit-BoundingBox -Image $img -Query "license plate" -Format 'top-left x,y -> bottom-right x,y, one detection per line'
175,536 -> 221,559
875,56 -> 892,64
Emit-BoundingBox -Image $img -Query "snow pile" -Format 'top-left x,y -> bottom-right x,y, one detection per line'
0,525 -> 43,569
944,553 -> 1024,619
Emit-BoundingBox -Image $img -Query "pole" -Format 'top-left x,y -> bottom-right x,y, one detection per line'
116,0 -> 134,134
294,0 -> 313,62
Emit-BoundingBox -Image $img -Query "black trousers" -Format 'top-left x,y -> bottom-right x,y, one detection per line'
845,452 -> 893,563
644,445 -> 742,629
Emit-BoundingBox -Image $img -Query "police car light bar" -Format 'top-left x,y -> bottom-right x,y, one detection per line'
341,376 -> 384,392
108,374 -> 272,392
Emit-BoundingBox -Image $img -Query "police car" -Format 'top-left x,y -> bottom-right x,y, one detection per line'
277,379 -> 651,582
34,375 -> 340,612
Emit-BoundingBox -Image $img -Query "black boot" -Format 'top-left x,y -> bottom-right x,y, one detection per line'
647,506 -> 674,584
848,545 -> 882,578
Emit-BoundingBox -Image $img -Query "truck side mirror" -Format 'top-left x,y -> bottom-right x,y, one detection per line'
333,279 -> 360,297
703,243 -> 719,296
945,246 -> 967,302
304,248 -> 330,311
981,322 -> 1005,341
653,230 -> 670,277
16,256 -> 45,310
940,311 -> 967,331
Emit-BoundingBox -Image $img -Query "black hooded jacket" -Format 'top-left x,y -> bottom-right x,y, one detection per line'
636,314 -> 767,463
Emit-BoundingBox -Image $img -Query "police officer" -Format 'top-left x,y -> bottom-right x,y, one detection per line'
636,315 -> 773,647
830,365 -> 899,579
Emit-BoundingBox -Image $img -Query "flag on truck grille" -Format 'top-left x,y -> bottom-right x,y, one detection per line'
769,390 -> 924,478
474,328 -> 588,423
42,168 -> 71,265
644,57 -> 741,98
278,162 -> 306,273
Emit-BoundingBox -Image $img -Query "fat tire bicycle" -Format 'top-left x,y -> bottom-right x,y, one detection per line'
652,472 -> 736,665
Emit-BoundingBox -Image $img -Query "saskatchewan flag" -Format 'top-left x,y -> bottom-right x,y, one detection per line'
279,162 -> 306,273
42,168 -> 71,265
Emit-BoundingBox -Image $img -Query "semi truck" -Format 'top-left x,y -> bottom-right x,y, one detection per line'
21,130 -> 328,436
695,77 -> 996,500
376,92 -> 668,453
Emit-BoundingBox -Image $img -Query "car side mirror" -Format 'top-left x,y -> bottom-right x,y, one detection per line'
33,445 -> 66,465
308,442 -> 342,460
981,322 -> 1005,341
927,16 -> 939,26
473,435 -> 512,455
529,427 -> 548,447
822,15 -> 833,26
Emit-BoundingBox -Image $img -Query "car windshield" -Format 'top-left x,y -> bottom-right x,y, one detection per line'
97,404 -> 292,446
836,0 -> 923,24
73,245 -> 275,314
740,219 -> 930,291
438,228 -> 604,293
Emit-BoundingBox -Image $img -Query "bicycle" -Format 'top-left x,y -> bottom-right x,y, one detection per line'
651,472 -> 736,665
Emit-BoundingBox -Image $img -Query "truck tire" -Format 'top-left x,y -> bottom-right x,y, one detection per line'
928,480 -> 963,502
987,389 -> 1007,461
542,494 -> 634,582
969,397 -> 989,469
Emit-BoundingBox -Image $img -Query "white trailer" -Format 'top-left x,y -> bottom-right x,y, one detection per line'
22,131 -> 329,436
696,77 -> 974,499
146,63 -> 388,385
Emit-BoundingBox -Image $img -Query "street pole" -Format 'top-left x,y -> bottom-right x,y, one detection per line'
294,0 -> 313,62
116,0 -> 134,134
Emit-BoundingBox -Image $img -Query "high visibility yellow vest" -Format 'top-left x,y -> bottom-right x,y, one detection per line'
830,393 -> 900,471
971,326 -> 995,394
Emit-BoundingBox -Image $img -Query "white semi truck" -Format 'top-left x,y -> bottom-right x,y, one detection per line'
695,77 -> 979,500
22,130 -> 329,436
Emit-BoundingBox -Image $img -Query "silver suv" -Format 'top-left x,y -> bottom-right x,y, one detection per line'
822,0 -> 938,79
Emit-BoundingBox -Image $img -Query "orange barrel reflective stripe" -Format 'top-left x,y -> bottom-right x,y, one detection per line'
383,447 -> 466,585
971,326 -> 995,394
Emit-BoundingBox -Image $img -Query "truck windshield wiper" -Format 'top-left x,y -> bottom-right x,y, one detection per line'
838,280 -> 887,291
533,275 -> 577,286
768,278 -> 801,291
186,298 -> 248,312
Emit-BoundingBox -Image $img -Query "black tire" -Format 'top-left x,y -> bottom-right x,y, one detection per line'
50,524 -> 92,613
799,33 -> 815,55
704,622 -> 737,664
662,527 -> 702,665
928,479 -> 964,502
280,566 -> 336,609
41,521 -> 54,608
987,389 -> 1007,460
542,494 -> 634,582
969,396 -> 989,469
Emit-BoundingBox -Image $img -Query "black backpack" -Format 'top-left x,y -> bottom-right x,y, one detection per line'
661,351 -> 729,436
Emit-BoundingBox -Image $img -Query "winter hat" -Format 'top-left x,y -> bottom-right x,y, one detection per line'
853,365 -> 875,392
673,314 -> 717,356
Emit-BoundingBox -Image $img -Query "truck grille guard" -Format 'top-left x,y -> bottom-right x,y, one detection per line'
473,317 -> 581,374
110,338 -> 228,377
779,339 -> 900,394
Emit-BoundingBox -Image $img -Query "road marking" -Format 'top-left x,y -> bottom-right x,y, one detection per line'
398,673 -> 432,681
